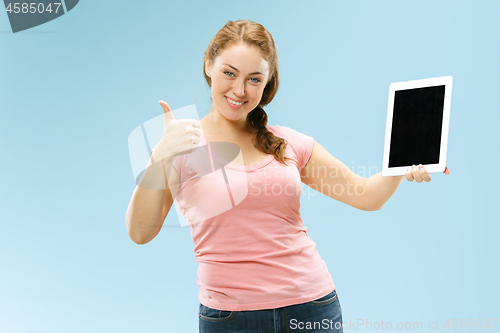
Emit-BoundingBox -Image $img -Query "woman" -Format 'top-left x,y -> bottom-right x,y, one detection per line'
126,20 -> 450,333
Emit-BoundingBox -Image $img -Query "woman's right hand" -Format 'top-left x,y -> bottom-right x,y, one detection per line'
152,100 -> 203,161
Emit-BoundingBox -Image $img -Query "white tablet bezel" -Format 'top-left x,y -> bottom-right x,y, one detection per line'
382,76 -> 453,176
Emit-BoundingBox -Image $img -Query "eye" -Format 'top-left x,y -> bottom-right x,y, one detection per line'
223,71 -> 235,77
250,78 -> 261,83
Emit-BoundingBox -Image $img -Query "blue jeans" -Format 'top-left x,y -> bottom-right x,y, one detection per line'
199,289 -> 343,333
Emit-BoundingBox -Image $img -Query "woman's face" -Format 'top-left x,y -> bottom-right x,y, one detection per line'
206,42 -> 270,124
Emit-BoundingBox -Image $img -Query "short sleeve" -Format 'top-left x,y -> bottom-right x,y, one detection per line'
271,125 -> 314,172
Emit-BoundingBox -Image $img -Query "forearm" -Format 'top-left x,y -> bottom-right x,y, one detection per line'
126,155 -> 175,244
363,172 -> 405,210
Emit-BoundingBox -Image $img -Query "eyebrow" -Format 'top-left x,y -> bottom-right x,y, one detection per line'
223,63 -> 264,75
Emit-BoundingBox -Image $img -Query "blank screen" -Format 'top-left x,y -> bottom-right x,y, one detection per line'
388,85 -> 445,167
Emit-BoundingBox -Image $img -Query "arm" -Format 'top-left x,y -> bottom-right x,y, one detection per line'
364,164 -> 450,210
125,100 -> 199,244
363,172 -> 405,211
125,154 -> 180,244
300,141 -> 378,211
300,141 -> 450,211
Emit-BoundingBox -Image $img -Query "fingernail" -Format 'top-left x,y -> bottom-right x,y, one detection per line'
419,164 -> 422,169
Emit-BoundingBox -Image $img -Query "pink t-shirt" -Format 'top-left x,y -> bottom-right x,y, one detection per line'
172,124 -> 335,311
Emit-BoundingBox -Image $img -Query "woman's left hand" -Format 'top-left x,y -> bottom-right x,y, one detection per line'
405,164 -> 450,183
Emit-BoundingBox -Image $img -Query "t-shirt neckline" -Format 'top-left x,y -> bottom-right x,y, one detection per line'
200,127 -> 275,172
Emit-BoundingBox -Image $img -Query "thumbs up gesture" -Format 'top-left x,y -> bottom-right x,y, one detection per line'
151,100 -> 203,162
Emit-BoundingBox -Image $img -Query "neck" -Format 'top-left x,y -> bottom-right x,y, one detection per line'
203,105 -> 256,136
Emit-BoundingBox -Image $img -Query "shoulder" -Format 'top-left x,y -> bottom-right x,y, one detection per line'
266,124 -> 315,171
266,124 -> 313,144
266,124 -> 295,138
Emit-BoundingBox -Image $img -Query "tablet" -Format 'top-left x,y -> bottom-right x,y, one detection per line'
382,76 -> 452,176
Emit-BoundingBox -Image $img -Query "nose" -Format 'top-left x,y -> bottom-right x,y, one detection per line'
232,77 -> 246,97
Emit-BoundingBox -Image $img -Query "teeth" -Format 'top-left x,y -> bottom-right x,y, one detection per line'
227,97 -> 244,106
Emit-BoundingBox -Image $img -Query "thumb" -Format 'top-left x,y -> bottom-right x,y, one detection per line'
443,166 -> 450,175
159,100 -> 174,121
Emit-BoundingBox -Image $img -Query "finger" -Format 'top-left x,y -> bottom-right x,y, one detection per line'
412,165 -> 423,183
405,166 -> 414,182
192,127 -> 203,137
159,100 -> 174,121
443,166 -> 450,175
419,164 -> 431,182
188,119 -> 202,128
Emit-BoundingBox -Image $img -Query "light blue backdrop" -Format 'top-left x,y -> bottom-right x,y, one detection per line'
1,1 -> 499,332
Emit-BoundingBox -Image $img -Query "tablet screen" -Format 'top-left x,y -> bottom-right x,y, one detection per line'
388,85 -> 445,167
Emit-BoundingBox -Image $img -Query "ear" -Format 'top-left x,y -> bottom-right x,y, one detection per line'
205,60 -> 212,76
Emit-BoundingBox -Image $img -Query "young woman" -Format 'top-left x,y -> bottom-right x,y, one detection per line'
126,20 -> 450,333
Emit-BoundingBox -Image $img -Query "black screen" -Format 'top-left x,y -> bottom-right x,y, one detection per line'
388,85 -> 445,167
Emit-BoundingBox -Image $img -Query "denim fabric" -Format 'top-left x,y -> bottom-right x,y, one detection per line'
199,289 -> 343,333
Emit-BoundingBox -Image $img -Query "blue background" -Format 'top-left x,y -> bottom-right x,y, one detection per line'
1,1 -> 499,332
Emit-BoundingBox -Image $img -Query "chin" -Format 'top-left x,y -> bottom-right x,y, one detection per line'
221,110 -> 246,122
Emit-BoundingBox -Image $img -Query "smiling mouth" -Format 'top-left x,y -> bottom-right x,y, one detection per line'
225,96 -> 246,106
